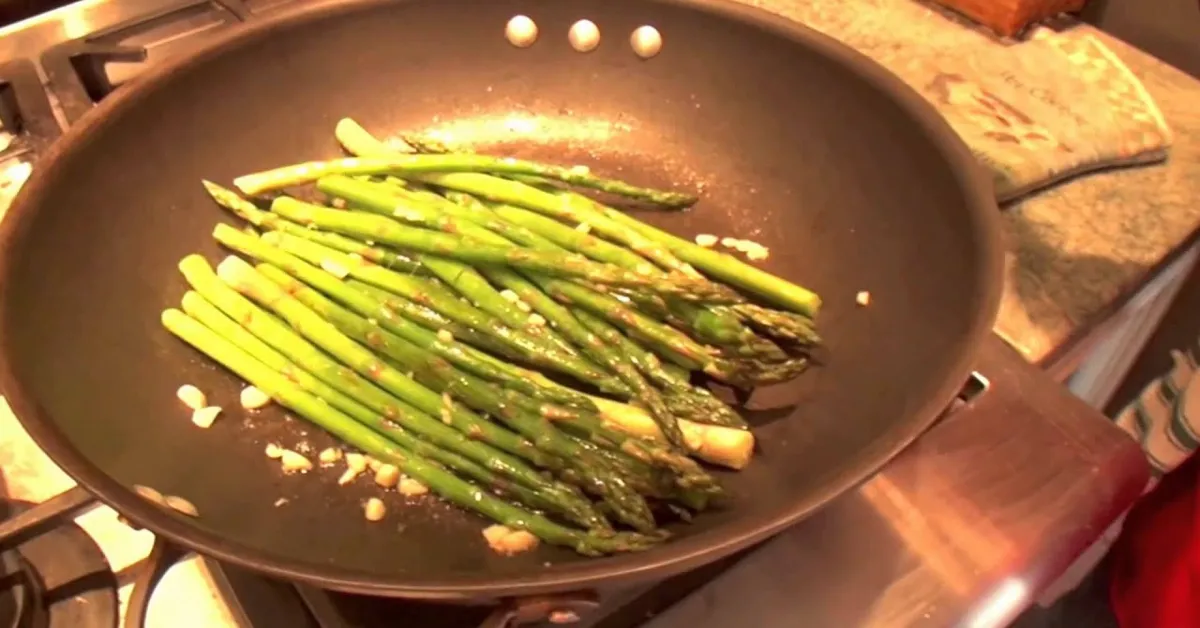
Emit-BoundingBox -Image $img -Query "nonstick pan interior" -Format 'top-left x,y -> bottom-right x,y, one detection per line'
0,0 -> 1000,596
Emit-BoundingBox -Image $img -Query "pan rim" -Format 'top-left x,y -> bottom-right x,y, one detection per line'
0,0 -> 1003,599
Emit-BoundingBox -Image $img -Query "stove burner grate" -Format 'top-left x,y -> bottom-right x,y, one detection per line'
0,498 -> 118,628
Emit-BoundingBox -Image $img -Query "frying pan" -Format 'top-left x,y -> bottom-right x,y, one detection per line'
0,0 -> 1001,614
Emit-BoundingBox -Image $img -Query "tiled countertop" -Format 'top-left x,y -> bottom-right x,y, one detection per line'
748,0 -> 1200,365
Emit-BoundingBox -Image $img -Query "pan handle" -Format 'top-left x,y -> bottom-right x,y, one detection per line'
478,592 -> 601,628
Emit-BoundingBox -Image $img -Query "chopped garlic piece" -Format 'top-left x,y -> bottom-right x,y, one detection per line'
746,249 -> 770,261
482,524 -> 540,556
345,452 -> 368,473
528,313 -> 546,327
274,497 -> 289,507
436,329 -> 454,343
694,234 -> 718,247
191,406 -> 222,429
133,484 -> 166,505
856,291 -> 871,306
176,385 -> 207,410
499,530 -> 539,555
337,468 -> 360,485
239,386 -> 271,410
366,456 -> 383,472
399,477 -> 429,497
265,443 -> 284,459
575,222 -> 592,234
364,498 -> 387,522
500,289 -> 520,302
320,259 -> 350,278
374,464 -> 401,488
330,198 -> 347,208
164,495 -> 199,517
482,524 -> 510,546
393,207 -> 424,222
440,408 -> 453,424
515,300 -> 531,313
318,448 -> 342,464
720,237 -> 738,248
279,450 -> 313,473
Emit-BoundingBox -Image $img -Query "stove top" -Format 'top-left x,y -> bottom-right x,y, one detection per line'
0,495 -> 119,628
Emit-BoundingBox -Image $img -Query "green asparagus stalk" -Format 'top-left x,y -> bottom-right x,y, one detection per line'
233,151 -> 697,209
181,255 -> 558,469
348,280 -> 524,360
600,208 -> 822,317
266,189 -> 735,302
213,226 -> 599,410
306,182 -> 587,359
329,119 -> 706,293
727,303 -> 822,346
199,194 -> 489,346
203,181 -> 426,275
257,228 -> 620,389
177,292 -> 579,520
273,197 -> 542,338
330,120 -> 778,364
488,201 -> 776,357
161,308 -> 650,555
327,179 -> 703,448
248,261 -> 658,533
541,280 -> 713,370
572,309 -> 748,430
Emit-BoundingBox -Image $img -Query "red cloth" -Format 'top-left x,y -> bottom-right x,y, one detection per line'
1109,452 -> 1200,628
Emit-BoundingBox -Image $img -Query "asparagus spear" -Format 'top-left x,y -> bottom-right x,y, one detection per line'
274,197 -> 547,340
727,303 -> 822,346
162,309 -> 651,555
177,292 -> 579,520
214,226 -> 599,410
202,184 -> 515,353
305,183 -> 587,359
233,153 -> 697,209
587,396 -> 755,470
237,259 -> 657,533
325,128 -> 791,364
330,120 -> 785,367
331,119 -> 700,276
600,208 -> 822,318
349,280 -> 527,362
325,179 -> 704,448
180,255 -> 559,470
257,228 -> 620,389
573,309 -> 749,430
541,280 -> 713,370
400,190 -> 744,425
203,181 -> 427,275
266,191 -> 735,303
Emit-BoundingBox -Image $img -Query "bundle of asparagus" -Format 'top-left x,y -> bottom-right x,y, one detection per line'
160,118 -> 821,556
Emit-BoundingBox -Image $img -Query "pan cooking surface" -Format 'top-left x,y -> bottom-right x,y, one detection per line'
0,0 -> 999,594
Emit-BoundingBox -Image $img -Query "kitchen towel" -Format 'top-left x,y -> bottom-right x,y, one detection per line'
917,28 -> 1172,202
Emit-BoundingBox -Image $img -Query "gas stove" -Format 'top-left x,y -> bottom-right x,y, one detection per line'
0,1 -> 1152,627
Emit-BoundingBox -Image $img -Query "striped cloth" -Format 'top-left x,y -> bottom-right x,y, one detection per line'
1113,349 -> 1200,477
